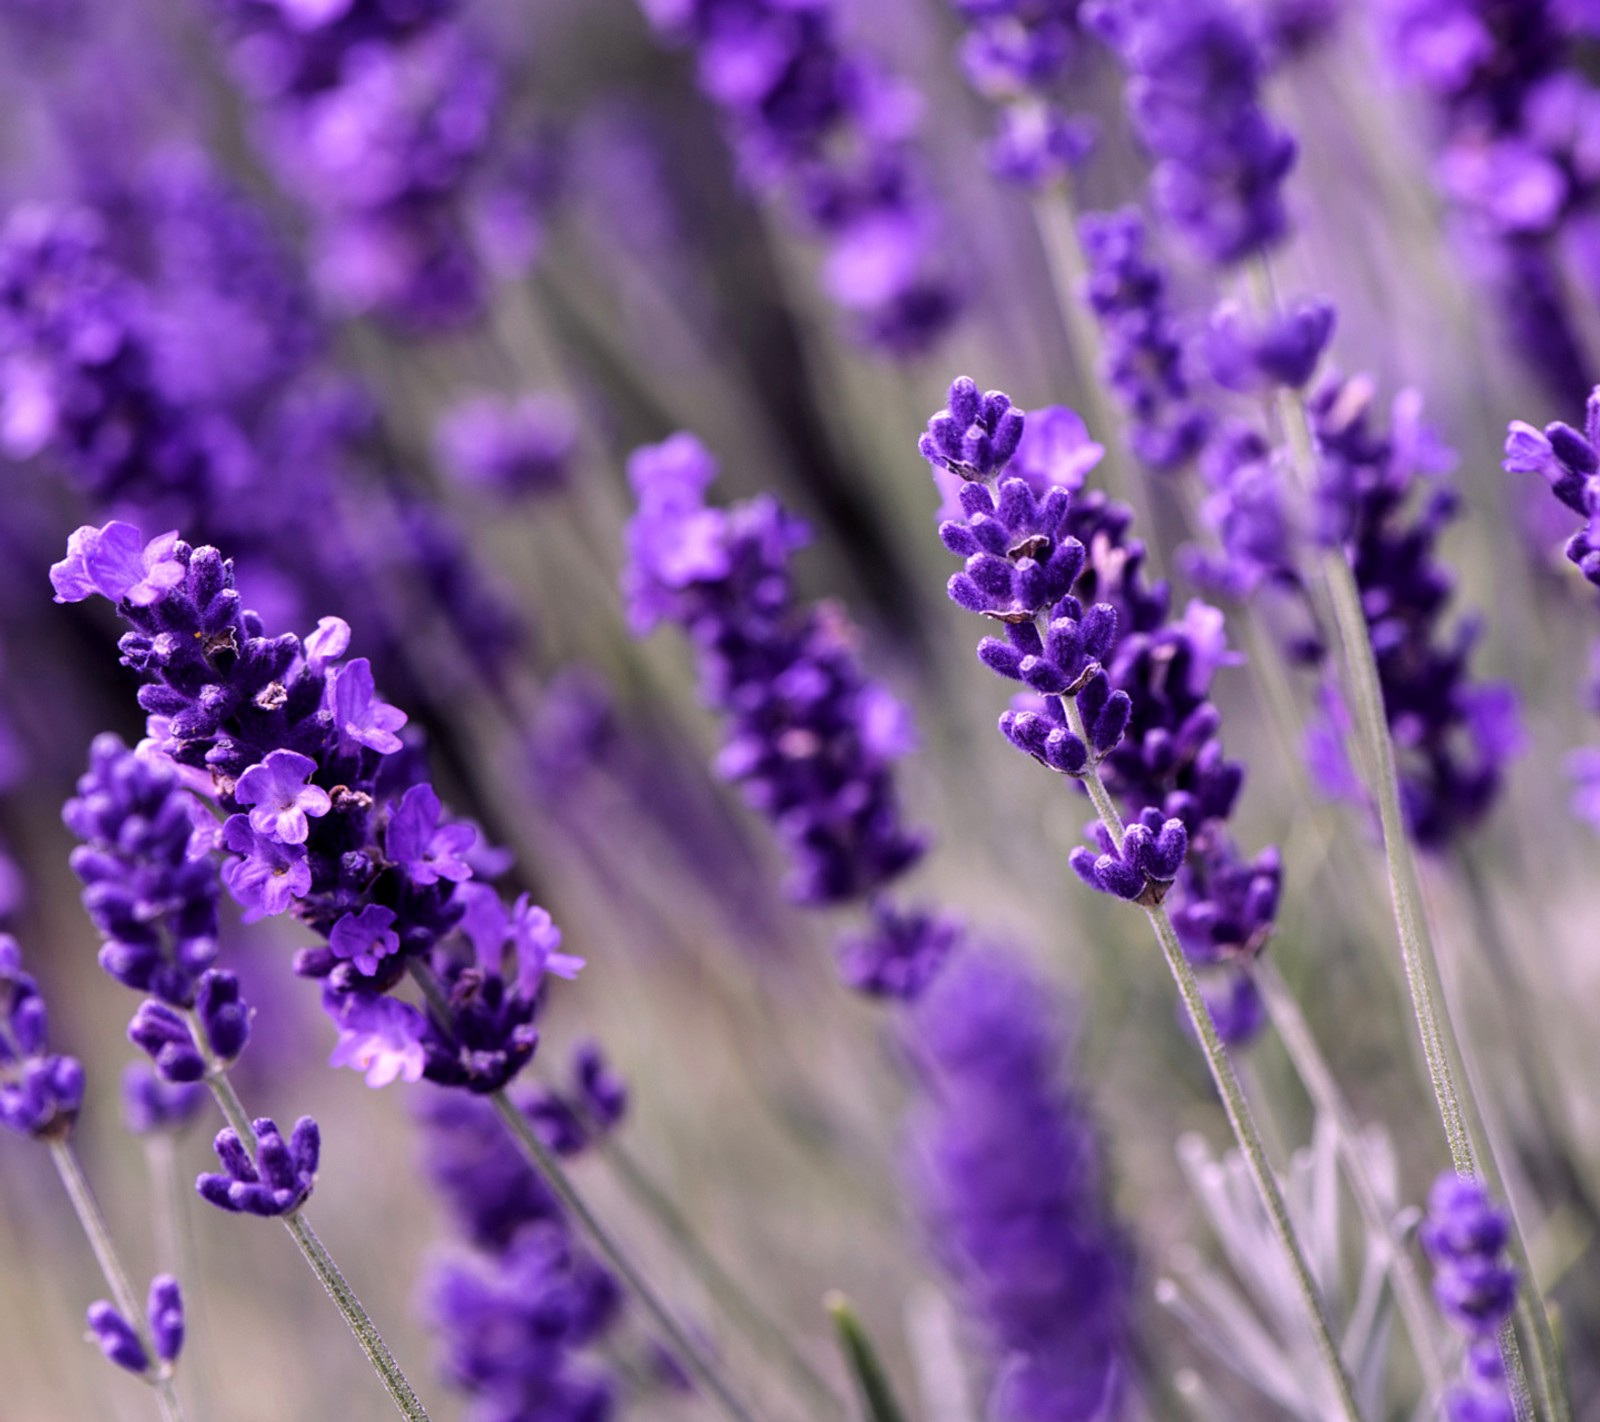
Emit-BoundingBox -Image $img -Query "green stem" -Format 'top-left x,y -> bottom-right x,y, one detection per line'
198,1057 -> 430,1422
487,1091 -> 764,1422
49,1139 -> 186,1422
594,1127 -> 842,1414
1253,257 -> 1568,1422
1062,701 -> 1364,1421
1251,960 -> 1449,1398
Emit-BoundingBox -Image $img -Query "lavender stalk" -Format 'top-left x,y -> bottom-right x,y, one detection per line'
1058,691 -> 1363,1421
1258,271 -> 1568,1422
48,1140 -> 188,1422
1249,960 -> 1449,1397
194,1048 -> 431,1422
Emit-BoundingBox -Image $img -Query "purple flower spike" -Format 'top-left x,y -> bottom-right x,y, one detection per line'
1204,296 -> 1336,393
148,1275 -> 184,1365
835,902 -> 963,1000
50,522 -> 184,607
329,905 -> 402,977
128,1001 -> 205,1083
86,1300 -> 148,1374
920,378 -> 1027,481
524,1039 -> 631,1157
1422,1173 -> 1519,1418
327,657 -> 407,755
234,749 -> 331,845
121,1064 -> 206,1137
198,1115 -> 319,1217
66,736 -> 221,1009
1069,811 -> 1187,904
907,948 -> 1132,1419
386,783 -> 476,886
0,937 -> 85,1140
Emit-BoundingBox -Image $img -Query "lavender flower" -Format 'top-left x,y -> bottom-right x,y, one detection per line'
199,1115 -> 320,1217
88,1275 -> 185,1375
1421,1174 -> 1519,1421
436,392 -> 577,498
56,522 -> 578,1095
1376,0 -> 1599,403
1077,208 -> 1212,470
0,936 -> 85,1140
835,902 -> 962,1001
639,0 -> 960,355
625,432 -> 926,908
418,1091 -> 622,1420
1312,376 -> 1521,847
1086,0 -> 1296,266
919,377 -> 1276,1039
523,1041 -> 629,1158
121,1063 -> 206,1136
947,0 -> 1099,187
906,946 -> 1132,1421
205,5 -> 501,327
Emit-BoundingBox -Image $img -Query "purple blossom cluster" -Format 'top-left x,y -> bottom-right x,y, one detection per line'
0,935 -> 84,1140
1505,386 -> 1600,830
920,377 -> 1277,1039
1085,0 -> 1297,267
52,520 -> 578,1097
946,1 -> 1098,187
906,946 -> 1131,1421
638,0 -> 960,355
88,1275 -> 184,1378
1421,1174 -> 1519,1422
1077,207 -> 1212,471
436,392 -> 578,500
0,206 -> 218,511
419,1090 -> 623,1422
625,431 -> 960,996
204,0 -> 503,328
1377,0 -> 1600,402
1311,376 -> 1522,848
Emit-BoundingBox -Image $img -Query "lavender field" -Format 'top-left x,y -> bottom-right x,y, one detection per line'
1,1 -> 1597,1420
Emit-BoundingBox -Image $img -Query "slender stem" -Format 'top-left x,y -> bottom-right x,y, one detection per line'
1253,256 -> 1570,1422
49,1139 -> 187,1422
1251,960 -> 1449,1398
594,1127 -> 843,1414
488,1091 -> 764,1422
197,1054 -> 431,1422
1062,702 -> 1364,1421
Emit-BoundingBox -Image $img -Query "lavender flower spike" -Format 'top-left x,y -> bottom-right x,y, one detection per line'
198,1116 -> 320,1218
87,1275 -> 185,1376
1421,1174 -> 1520,1422
0,936 -> 85,1140
907,947 -> 1132,1421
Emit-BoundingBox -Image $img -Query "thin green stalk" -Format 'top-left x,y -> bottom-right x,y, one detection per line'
1253,257 -> 1568,1422
1062,699 -> 1364,1421
195,1047 -> 431,1422
49,1139 -> 186,1422
487,1091 -> 764,1422
592,1125 -> 843,1414
1251,959 -> 1449,1398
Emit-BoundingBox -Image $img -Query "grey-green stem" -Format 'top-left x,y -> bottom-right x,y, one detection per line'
1061,699 -> 1364,1421
49,1138 -> 186,1422
194,1042 -> 431,1422
1250,960 -> 1448,1398
1251,256 -> 1568,1422
586,1109 -> 843,1415
487,1091 -> 764,1422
